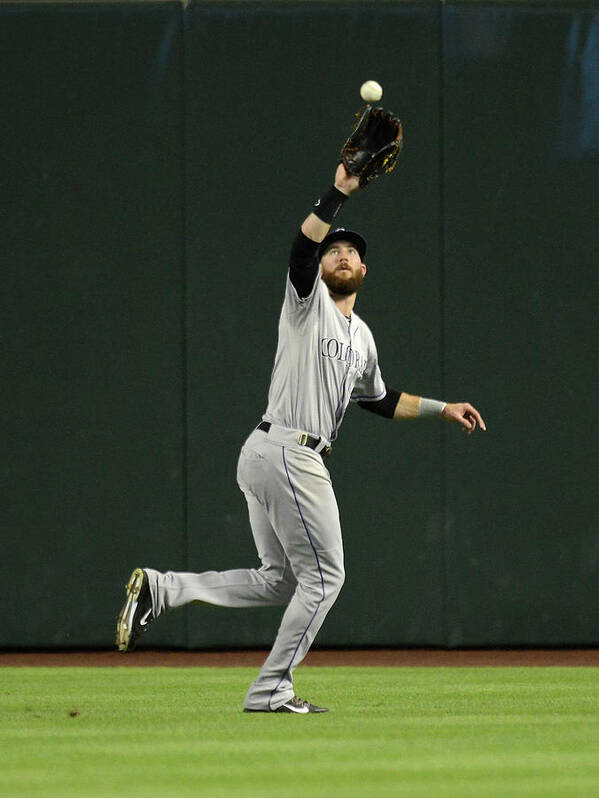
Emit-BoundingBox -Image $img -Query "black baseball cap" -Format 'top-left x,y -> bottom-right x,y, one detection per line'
317,228 -> 367,261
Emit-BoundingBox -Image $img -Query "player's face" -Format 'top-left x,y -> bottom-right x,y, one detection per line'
320,241 -> 366,296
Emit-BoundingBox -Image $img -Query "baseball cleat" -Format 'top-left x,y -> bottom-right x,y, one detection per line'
116,567 -> 154,652
244,696 -> 329,714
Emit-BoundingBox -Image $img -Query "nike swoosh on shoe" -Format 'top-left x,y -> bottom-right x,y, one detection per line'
139,608 -> 152,626
280,701 -> 309,714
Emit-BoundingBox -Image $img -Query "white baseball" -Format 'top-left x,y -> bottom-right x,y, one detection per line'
360,80 -> 383,103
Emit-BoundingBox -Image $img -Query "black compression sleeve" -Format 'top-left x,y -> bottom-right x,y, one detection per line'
358,387 -> 401,419
289,229 -> 320,299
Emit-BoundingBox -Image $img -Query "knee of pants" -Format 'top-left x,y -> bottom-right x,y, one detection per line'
298,561 -> 345,605
326,563 -> 345,600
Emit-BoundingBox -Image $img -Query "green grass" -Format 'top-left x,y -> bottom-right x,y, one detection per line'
2,667 -> 599,797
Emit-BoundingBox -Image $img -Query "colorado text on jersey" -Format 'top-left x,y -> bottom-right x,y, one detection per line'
319,336 -> 366,377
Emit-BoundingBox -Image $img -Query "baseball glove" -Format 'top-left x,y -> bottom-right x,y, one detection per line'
340,106 -> 403,187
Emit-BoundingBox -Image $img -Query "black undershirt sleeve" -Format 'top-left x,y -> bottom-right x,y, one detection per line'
358,387 -> 401,419
289,230 -> 320,299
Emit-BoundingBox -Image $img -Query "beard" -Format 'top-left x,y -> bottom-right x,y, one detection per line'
321,267 -> 364,296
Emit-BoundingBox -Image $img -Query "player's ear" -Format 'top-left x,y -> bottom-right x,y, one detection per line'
361,262 -> 367,276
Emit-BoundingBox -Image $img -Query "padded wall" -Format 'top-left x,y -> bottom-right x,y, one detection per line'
3,0 -> 598,648
2,2 -> 187,646
442,4 -> 599,644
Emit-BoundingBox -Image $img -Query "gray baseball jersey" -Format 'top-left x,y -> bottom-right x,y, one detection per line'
264,272 -> 386,443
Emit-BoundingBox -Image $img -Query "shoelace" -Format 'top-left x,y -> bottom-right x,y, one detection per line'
290,696 -> 309,708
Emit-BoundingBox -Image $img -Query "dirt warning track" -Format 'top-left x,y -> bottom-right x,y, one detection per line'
2,649 -> 599,667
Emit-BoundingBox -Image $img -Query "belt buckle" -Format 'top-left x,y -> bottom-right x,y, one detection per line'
298,432 -> 309,446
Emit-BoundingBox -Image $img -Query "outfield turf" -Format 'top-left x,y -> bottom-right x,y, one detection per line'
2,667 -> 599,797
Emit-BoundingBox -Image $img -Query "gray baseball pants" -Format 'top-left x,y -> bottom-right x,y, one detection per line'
144,426 -> 345,711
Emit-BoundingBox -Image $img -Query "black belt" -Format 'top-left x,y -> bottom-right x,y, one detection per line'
257,421 -> 332,459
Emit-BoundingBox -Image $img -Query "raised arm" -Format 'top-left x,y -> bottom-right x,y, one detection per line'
300,164 -> 360,243
290,165 -> 360,298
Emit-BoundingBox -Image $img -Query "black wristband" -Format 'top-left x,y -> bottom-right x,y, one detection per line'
312,185 -> 348,224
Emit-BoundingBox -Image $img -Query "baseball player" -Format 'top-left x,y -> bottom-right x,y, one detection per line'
116,108 -> 485,714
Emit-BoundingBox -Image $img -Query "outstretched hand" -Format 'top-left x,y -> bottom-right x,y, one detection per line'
334,163 -> 360,196
442,403 -> 486,435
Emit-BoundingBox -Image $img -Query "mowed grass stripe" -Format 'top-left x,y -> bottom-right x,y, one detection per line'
1,667 -> 598,797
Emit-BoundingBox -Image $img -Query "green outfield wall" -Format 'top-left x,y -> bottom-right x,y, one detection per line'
3,0 -> 598,649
